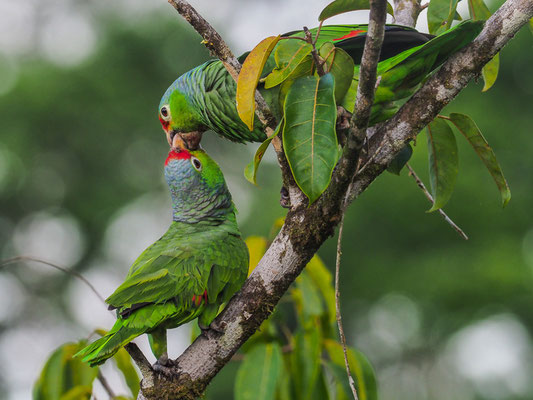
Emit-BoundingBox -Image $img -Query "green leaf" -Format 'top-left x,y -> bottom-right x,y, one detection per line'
235,343 -> 283,400
306,255 -> 336,324
236,35 -> 281,130
34,341 -> 98,400
529,17 -> 533,34
113,348 -> 140,398
324,339 -> 378,400
264,41 -> 313,89
59,386 -> 92,400
426,118 -> 459,212
319,43 -> 355,103
468,0 -> 491,20
427,0 -> 460,34
291,327 -> 322,398
245,235 -> 269,275
294,271 -> 324,320
283,74 -> 338,204
387,143 -> 413,175
318,0 -> 394,21
448,113 -> 511,206
482,53 -> 499,92
244,120 -> 282,185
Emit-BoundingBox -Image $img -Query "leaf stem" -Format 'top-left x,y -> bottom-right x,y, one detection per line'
335,214 -> 359,400
97,372 -> 117,399
406,163 -> 469,240
0,256 -> 106,304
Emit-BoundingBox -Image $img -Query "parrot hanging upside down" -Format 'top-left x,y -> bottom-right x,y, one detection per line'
158,21 -> 483,148
75,137 -> 249,367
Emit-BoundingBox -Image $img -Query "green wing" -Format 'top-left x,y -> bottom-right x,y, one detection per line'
107,224 -> 248,312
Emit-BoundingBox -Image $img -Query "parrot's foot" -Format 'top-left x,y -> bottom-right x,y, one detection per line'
153,353 -> 175,376
280,186 -> 290,209
199,320 -> 227,338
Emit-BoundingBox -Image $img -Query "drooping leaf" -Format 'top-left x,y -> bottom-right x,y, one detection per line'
58,386 -> 93,400
245,236 -> 269,275
426,118 -> 459,212
468,0 -> 491,20
235,343 -> 283,400
294,271 -> 324,320
244,120 -> 282,185
427,0 -> 460,34
448,113 -> 511,206
291,326 -> 322,398
34,341 -> 98,400
306,255 -> 336,324
482,53 -> 499,92
324,339 -> 378,400
236,35 -> 281,130
318,0 -> 394,21
113,348 -> 140,398
283,74 -> 338,204
319,43 -> 355,103
387,143 -> 413,175
264,41 -> 313,89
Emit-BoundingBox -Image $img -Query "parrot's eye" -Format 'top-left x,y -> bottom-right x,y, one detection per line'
191,156 -> 202,171
160,105 -> 171,121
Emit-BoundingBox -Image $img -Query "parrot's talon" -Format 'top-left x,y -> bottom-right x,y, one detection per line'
280,186 -> 290,209
210,320 -> 227,334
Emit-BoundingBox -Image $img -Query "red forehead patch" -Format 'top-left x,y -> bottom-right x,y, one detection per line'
333,30 -> 365,41
165,149 -> 191,165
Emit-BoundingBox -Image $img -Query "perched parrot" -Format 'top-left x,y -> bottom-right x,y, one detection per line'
158,21 -> 483,145
75,140 -> 249,367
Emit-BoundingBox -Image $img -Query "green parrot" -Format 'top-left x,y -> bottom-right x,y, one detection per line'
158,21 -> 483,145
75,141 -> 249,367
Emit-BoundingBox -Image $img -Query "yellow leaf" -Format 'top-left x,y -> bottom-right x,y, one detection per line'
245,236 -> 268,275
236,35 -> 280,130
482,53 -> 499,92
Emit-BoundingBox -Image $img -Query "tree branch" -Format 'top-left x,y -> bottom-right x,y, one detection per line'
137,0 -> 533,398
393,0 -> 423,27
406,163 -> 469,240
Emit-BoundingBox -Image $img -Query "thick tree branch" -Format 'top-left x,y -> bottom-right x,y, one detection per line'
393,0 -> 422,27
138,0 -> 533,398
334,0 -> 388,202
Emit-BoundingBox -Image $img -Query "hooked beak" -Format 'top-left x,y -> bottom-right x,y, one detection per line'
171,133 -> 187,151
168,131 -> 204,151
165,129 -> 177,147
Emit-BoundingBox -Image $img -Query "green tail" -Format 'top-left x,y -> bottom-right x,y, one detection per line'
342,20 -> 484,119
74,321 -> 140,367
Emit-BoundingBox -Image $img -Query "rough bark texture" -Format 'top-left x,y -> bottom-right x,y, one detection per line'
136,0 -> 533,398
393,0 -> 422,27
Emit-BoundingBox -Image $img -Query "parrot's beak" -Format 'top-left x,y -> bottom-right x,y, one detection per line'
166,129 -> 177,147
171,133 -> 187,151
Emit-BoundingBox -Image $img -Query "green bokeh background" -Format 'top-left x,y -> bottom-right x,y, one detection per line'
0,3 -> 532,399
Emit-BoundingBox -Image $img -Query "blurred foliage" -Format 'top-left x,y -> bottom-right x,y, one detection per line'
0,3 -> 532,400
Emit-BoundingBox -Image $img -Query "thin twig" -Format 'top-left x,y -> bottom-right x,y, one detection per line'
125,343 -> 154,382
97,372 -> 117,399
303,26 -> 325,76
335,213 -> 359,400
0,256 -> 106,304
406,163 -> 469,240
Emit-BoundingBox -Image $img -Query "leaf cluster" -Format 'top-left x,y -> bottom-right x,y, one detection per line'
33,335 -> 139,400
